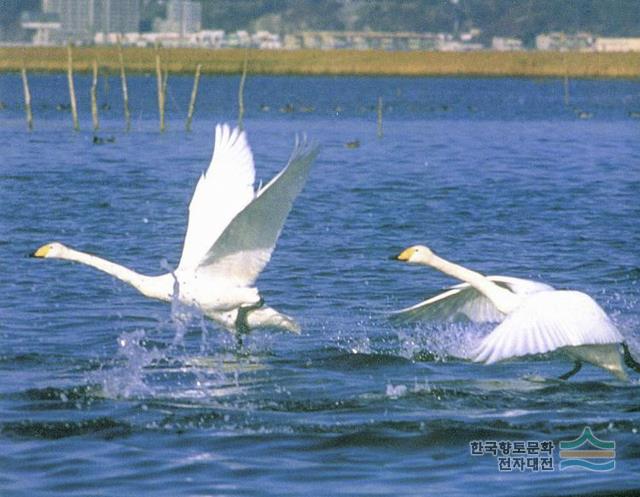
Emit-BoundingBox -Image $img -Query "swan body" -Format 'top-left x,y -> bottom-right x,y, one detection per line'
391,245 -> 636,380
32,124 -> 318,334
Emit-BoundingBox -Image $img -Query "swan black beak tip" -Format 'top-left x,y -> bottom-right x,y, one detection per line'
389,254 -> 400,261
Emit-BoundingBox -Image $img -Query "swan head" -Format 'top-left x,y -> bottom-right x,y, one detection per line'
31,242 -> 68,259
392,245 -> 435,265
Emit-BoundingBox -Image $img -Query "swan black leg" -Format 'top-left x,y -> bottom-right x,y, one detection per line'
559,361 -> 582,380
234,297 -> 265,335
235,308 -> 251,336
622,343 -> 640,373
234,333 -> 244,352
234,299 -> 265,353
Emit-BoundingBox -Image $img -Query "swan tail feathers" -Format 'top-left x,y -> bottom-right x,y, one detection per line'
246,306 -> 301,334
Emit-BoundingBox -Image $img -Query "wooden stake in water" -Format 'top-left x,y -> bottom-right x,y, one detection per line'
117,38 -> 131,131
20,66 -> 33,131
377,96 -> 383,138
162,67 -> 169,102
90,59 -> 99,130
155,46 -> 165,132
186,63 -> 202,132
66,43 -> 79,131
162,67 -> 169,126
563,54 -> 570,106
102,67 -> 110,102
237,50 -> 248,130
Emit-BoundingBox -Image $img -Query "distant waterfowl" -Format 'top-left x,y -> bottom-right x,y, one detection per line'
345,139 -> 360,149
280,103 -> 294,113
92,135 -> 116,145
32,124 -> 318,334
391,245 -> 640,380
575,109 -> 593,119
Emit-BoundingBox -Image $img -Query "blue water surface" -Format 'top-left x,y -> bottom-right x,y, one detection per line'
1,73 -> 639,497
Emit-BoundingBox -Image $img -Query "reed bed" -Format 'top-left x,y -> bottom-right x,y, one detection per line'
2,46 -> 639,78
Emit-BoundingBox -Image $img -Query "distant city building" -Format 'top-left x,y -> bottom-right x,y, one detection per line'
460,28 -> 482,42
43,0 -> 94,42
189,30 -> 225,48
252,31 -> 282,49
283,34 -> 303,50
169,0 -> 202,35
42,0 -> 139,43
594,37 -> 640,52
155,0 -> 202,37
492,37 -> 523,51
284,31 -> 480,51
20,11 -> 62,45
22,6 -> 640,54
94,0 -> 140,35
95,30 -> 640,53
535,32 -> 594,51
224,30 -> 251,48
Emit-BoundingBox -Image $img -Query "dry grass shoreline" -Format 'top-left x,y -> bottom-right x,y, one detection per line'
1,46 -> 639,79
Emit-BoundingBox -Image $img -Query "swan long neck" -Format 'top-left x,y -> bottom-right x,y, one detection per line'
60,247 -> 170,300
428,254 -> 520,314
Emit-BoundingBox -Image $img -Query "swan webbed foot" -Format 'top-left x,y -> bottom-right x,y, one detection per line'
558,360 -> 582,380
622,342 -> 640,374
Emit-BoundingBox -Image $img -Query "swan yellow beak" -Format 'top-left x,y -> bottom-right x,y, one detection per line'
391,248 -> 413,261
31,244 -> 50,258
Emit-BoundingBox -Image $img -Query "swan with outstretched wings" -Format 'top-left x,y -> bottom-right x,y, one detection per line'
391,245 -> 640,380
33,124 -> 318,334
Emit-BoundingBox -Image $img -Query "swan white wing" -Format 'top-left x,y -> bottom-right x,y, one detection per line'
194,136 -> 318,287
390,276 -> 553,324
390,285 -> 504,323
472,290 -> 624,364
178,124 -> 256,271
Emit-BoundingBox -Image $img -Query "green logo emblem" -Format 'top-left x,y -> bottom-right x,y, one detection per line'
559,427 -> 615,472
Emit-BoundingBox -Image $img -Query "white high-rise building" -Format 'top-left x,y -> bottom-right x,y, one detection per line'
94,0 -> 140,35
42,0 -> 94,42
165,0 -> 202,36
42,0 -> 140,43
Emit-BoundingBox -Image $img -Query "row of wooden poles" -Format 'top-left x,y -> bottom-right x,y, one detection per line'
18,43 -> 241,133
18,43 -> 387,137
19,47 -> 386,137
19,46 -> 577,137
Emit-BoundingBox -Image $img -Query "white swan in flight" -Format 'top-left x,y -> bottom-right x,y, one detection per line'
391,245 -> 640,380
32,124 -> 318,334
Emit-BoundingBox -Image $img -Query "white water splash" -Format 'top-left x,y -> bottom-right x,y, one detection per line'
391,321 -> 484,362
98,329 -> 164,399
385,383 -> 408,398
